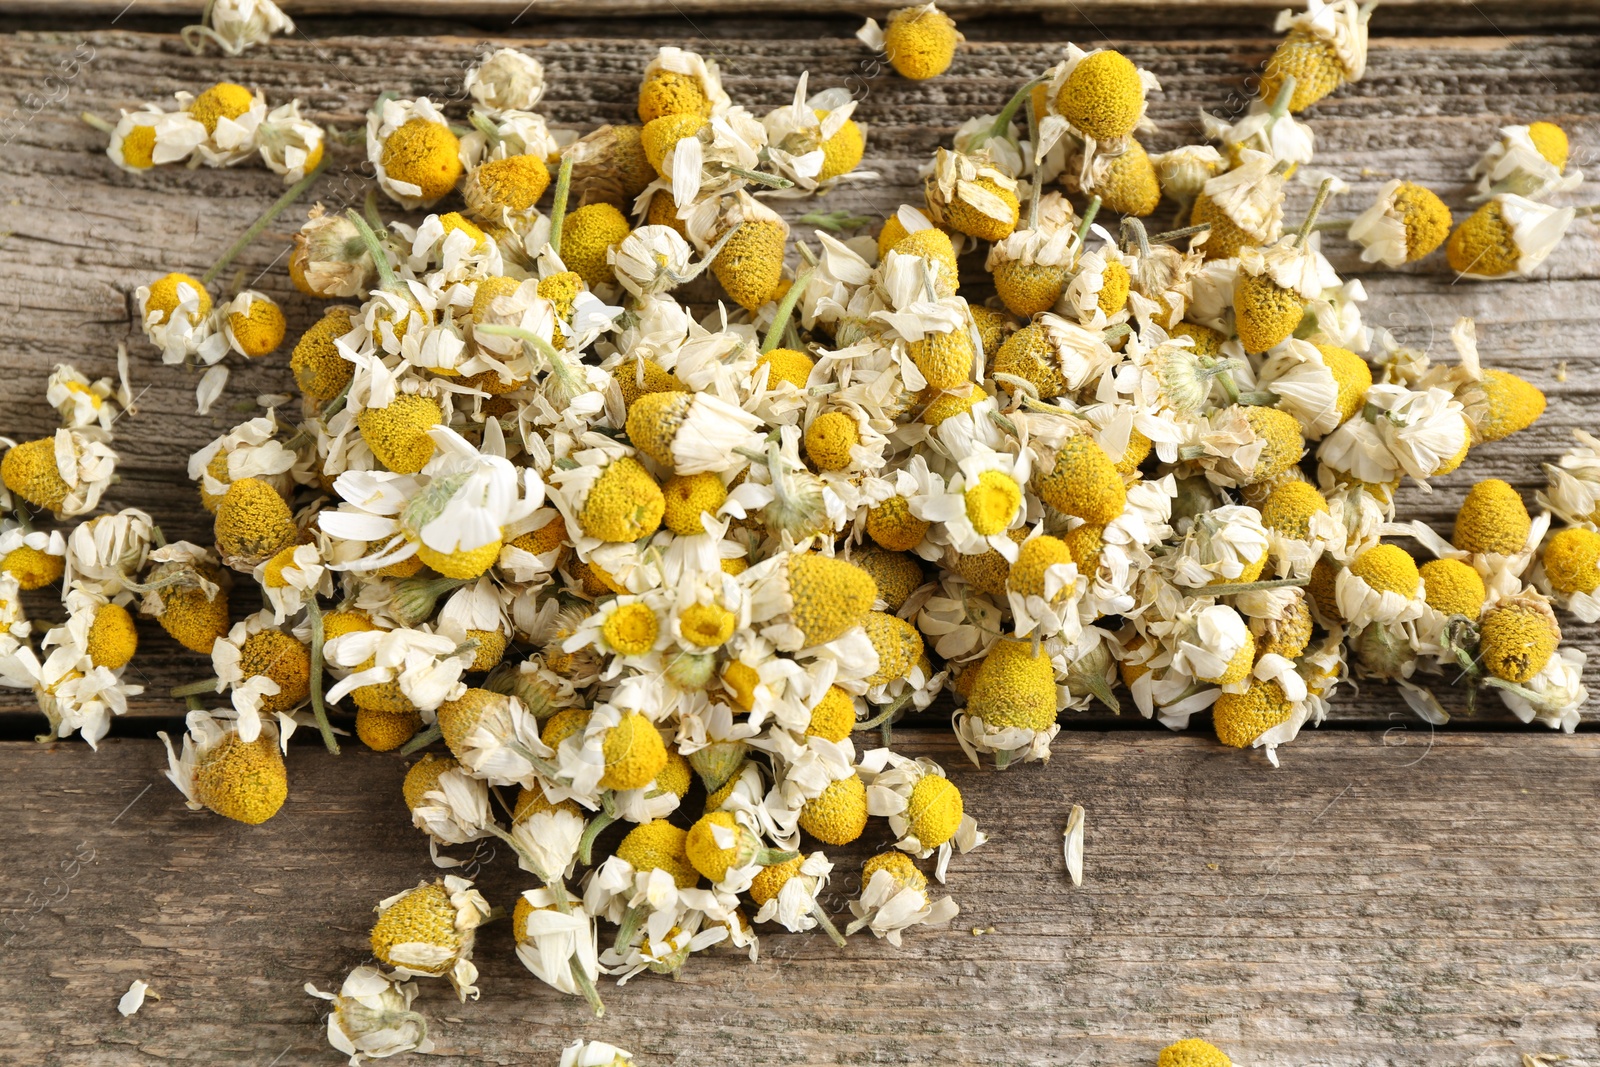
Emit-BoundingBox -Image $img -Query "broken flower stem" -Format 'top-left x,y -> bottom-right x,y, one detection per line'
203,155 -> 331,287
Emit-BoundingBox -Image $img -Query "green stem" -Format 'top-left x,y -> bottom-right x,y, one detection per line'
362,188 -> 384,235
761,266 -> 814,354
614,904 -> 646,952
343,207 -> 401,292
399,723 -> 442,756
1267,74 -> 1297,119
570,956 -> 605,1017
725,165 -> 794,189
474,322 -> 564,363
1026,92 -> 1044,231
1236,389 -> 1279,406
547,155 -> 574,259
1148,222 -> 1210,244
1122,216 -> 1151,259
80,111 -> 113,133
1071,196 -> 1102,265
812,904 -> 848,947
170,678 -> 220,698
185,695 -> 206,712
1201,575 -> 1310,597
979,75 -> 1047,147
576,792 -> 617,866
305,597 -> 340,755
202,155 -> 331,287
1293,177 -> 1336,247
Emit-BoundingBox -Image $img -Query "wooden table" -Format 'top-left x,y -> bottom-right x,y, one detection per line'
1,4 -> 1597,1064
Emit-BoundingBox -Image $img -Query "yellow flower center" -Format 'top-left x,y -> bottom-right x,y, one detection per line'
602,603 -> 660,656
678,602 -> 736,648
964,470 -> 1022,536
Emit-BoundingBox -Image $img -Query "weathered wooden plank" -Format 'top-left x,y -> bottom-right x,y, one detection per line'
14,0 -> 1600,36
1,29 -> 1598,727
2,732 -> 1596,1065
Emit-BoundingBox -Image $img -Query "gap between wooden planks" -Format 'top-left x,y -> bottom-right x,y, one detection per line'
1,732 -> 1595,1066
0,28 -> 1598,727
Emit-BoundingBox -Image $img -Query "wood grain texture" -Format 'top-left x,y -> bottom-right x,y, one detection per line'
0,29 -> 1598,727
3,732 -> 1596,1066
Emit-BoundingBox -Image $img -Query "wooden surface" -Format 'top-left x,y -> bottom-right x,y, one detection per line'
0,26 -> 1598,729
4,732 -> 1597,1066
2,8 -> 1600,1067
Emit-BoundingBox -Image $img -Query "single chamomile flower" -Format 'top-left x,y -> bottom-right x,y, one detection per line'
369,875 -> 491,1000
304,965 -> 434,1066
845,851 -> 958,946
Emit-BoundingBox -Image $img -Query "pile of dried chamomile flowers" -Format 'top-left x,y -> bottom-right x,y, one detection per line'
3,0 -> 1595,1058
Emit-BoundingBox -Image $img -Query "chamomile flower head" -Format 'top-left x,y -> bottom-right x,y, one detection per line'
1233,270 -> 1304,354
1259,0 -> 1372,112
796,772 -> 870,846
1151,144 -> 1226,202
747,549 -> 877,651
0,527 -> 66,590
1419,557 -> 1487,620
1006,533 -> 1083,639
357,706 -> 422,751
214,476 -> 298,570
1159,1038 -> 1233,1067
107,107 -> 206,173
1348,180 -> 1453,267
626,390 -> 765,477
136,271 -> 220,364
846,850 -> 958,945
305,965 -> 433,1065
369,97 -> 465,208
357,394 -> 444,474
1471,368 -> 1546,443
290,307 -> 357,402
1452,479 -> 1531,557
710,192 -> 790,311
1193,149 -> 1286,257
1478,593 -> 1561,684
1336,542 -> 1424,628
369,876 -> 490,999
958,638 -> 1059,766
1471,122 -> 1583,201
1492,644 -> 1586,733
1085,138 -> 1163,217
924,148 -> 1020,242
985,193 -> 1078,317
861,751 -> 986,872
922,447 -> 1031,559
1541,525 -> 1600,604
141,543 -> 232,654
1033,435 -> 1126,524
1052,47 -> 1151,142
1447,194 -> 1574,279
461,154 -> 551,224
46,363 -> 121,432
290,208 -> 373,299
464,47 -> 546,114
561,203 -> 632,289
159,710 -> 287,825
859,4 -> 964,81
687,809 -> 795,886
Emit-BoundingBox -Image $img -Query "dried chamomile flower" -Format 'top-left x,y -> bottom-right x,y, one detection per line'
465,48 -> 546,115
1159,1038 -> 1233,1067
136,271 -> 223,365
370,875 -> 491,1000
846,851 -> 958,945
709,191 -> 790,311
1347,179 -> 1452,266
1,429 -> 119,518
256,99 -> 325,182
1471,122 -> 1582,202
221,290 -> 287,359
368,97 -> 466,209
183,0 -> 294,56
1447,194 -> 1576,279
858,4 -> 964,81
1260,0 -> 1372,113
1050,46 -> 1157,144
107,106 -> 206,173
1191,149 -> 1286,259
1477,592 -> 1561,685
159,709 -> 288,825
558,1040 -> 635,1067
924,148 -> 1020,243
305,966 -> 434,1065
